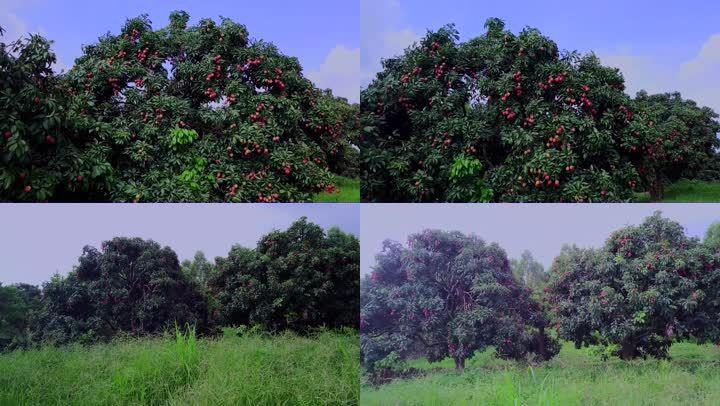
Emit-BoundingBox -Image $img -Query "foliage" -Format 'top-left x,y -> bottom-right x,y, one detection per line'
360,19 -> 719,202
631,92 -> 720,200
510,250 -> 548,292
0,284 -> 41,351
704,222 -> 720,250
209,217 -> 359,332
32,237 -> 215,346
361,230 -> 559,371
1,12 -> 357,202
546,212 -> 720,359
180,250 -> 216,290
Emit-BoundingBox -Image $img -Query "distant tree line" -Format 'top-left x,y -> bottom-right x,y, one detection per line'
0,217 -> 359,351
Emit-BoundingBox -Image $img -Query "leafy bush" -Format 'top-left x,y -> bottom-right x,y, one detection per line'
209,217 -> 359,332
361,230 -> 559,371
1,12 -> 357,202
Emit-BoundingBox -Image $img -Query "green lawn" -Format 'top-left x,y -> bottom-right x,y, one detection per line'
312,176 -> 360,203
362,342 -> 720,405
634,180 -> 720,202
0,328 -> 359,405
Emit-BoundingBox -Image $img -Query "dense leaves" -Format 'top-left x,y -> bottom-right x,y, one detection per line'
32,238 -> 214,346
511,250 -> 548,292
0,284 -> 41,351
1,12 -> 357,202
632,92 -> 720,199
361,230 -> 559,372
547,212 -> 720,359
209,217 -> 359,332
361,19 -> 719,202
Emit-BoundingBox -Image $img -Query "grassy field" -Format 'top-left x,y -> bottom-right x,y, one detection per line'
312,176 -> 360,203
0,328 -> 359,405
361,342 -> 720,405
634,180 -> 720,202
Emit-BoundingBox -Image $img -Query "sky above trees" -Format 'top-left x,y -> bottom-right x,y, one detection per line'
360,204 -> 720,275
0,204 -> 359,285
0,0 -> 359,102
361,0 -> 720,114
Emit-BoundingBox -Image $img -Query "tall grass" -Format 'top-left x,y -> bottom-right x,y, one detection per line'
362,342 -> 720,405
0,327 -> 358,405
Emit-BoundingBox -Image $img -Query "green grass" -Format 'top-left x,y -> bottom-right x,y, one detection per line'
634,180 -> 720,202
361,342 -> 720,405
0,328 -> 359,405
312,176 -> 360,203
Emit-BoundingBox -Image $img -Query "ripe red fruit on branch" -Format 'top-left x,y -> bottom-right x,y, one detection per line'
3,131 -> 11,140
23,185 -> 32,193
45,135 -> 56,144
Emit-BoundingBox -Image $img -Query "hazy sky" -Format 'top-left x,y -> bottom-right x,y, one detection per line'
362,0 -> 720,114
361,204 -> 720,275
0,0 -> 359,102
0,204 -> 359,286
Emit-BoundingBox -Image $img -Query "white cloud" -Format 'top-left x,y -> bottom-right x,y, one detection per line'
0,7 -> 28,43
306,45 -> 360,103
361,0 -> 420,88
598,33 -> 720,114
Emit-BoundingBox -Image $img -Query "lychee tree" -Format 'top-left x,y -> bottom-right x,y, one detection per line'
0,27 -> 114,201
1,12 -> 357,202
630,91 -> 720,200
546,212 -> 706,359
32,237 -> 215,345
361,19 -> 644,202
209,217 -> 359,332
361,230 -> 559,372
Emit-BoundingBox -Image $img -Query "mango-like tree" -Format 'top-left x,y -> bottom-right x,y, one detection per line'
361,230 -> 559,371
210,217 -> 359,332
547,212 -> 706,359
33,237 -> 214,345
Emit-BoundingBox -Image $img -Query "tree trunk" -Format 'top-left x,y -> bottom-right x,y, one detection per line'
454,356 -> 465,370
620,340 -> 637,360
649,172 -> 664,201
536,327 -> 548,360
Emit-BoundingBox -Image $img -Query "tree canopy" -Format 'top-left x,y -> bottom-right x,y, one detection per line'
1,12 -> 358,202
361,230 -> 559,371
360,19 -> 719,202
209,217 -> 360,332
547,212 -> 720,359
32,238 -> 214,345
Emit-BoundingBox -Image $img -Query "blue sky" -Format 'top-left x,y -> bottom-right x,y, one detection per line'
1,0 -> 359,102
0,204 -> 359,285
361,204 -> 720,275
362,0 -> 720,113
